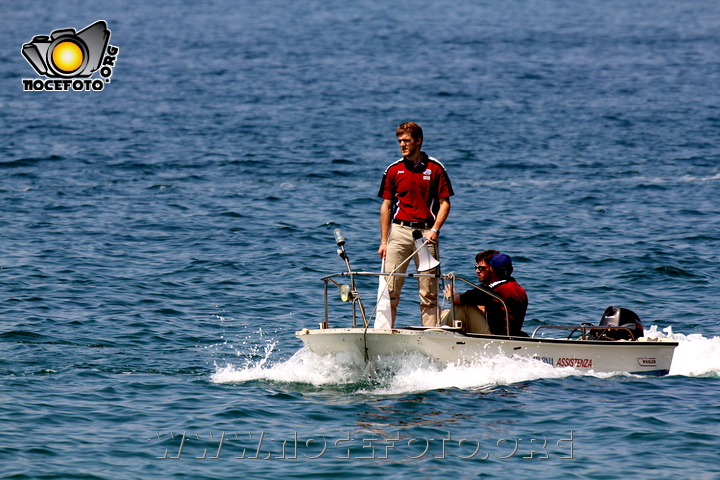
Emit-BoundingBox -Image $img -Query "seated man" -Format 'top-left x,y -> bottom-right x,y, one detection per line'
442,251 -> 528,336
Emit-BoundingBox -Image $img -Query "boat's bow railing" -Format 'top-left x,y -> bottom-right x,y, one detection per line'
328,228 -> 463,329
325,229 -> 511,331
320,270 -> 511,333
320,270 -> 454,329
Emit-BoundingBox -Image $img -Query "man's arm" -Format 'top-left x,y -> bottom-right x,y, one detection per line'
378,198 -> 392,259
425,197 -> 451,243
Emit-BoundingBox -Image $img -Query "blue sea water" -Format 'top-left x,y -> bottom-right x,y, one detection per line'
2,0 -> 720,478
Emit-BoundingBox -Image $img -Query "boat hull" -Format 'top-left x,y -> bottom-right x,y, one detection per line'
295,327 -> 677,376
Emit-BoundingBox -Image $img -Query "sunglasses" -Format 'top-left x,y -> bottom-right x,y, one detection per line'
474,265 -> 488,271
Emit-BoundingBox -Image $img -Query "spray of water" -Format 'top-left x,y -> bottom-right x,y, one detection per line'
210,325 -> 720,394
645,325 -> 720,376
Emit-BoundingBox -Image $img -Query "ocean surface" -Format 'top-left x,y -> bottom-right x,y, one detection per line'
2,0 -> 720,478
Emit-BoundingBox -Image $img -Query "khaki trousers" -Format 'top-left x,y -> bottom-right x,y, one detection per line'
383,225 -> 439,326
441,304 -> 491,334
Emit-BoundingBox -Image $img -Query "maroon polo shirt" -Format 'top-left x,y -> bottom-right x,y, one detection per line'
459,280 -> 529,336
378,153 -> 454,223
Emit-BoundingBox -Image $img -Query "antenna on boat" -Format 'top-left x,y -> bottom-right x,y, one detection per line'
334,228 -> 368,327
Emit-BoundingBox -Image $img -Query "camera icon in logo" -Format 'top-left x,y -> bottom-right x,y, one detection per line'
22,20 -> 110,78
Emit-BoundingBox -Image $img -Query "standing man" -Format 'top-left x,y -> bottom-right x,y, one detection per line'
377,122 -> 454,327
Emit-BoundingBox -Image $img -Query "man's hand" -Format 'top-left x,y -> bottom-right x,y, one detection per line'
378,243 -> 387,259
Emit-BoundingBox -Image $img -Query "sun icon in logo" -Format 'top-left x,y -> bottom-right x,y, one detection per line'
51,41 -> 85,73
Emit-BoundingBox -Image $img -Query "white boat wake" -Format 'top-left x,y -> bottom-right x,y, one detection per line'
655,326 -> 720,376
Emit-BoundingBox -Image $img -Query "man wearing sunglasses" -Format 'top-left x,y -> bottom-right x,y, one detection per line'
442,250 -> 528,336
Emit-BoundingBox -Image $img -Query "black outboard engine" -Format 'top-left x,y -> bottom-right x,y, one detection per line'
597,306 -> 643,340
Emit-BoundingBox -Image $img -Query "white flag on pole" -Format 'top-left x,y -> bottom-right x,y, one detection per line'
374,260 -> 392,329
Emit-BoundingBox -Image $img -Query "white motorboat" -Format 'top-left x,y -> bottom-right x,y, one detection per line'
296,230 -> 678,376
297,325 -> 677,376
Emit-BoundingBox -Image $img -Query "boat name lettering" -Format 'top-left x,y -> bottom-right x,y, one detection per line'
532,356 -> 554,366
556,358 -> 593,368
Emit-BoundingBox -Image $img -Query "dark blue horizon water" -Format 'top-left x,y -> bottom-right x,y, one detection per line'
2,1 -> 720,478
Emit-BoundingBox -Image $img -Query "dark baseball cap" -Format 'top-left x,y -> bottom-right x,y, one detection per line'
489,253 -> 513,275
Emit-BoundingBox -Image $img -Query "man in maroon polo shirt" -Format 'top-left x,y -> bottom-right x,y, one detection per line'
377,122 -> 454,327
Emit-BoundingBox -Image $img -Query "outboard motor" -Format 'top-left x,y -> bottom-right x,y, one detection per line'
597,306 -> 643,340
